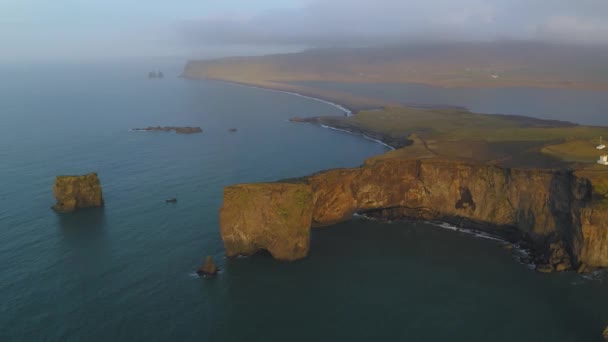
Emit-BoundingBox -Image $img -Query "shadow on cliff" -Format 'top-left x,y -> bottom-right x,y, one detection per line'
548,170 -> 592,266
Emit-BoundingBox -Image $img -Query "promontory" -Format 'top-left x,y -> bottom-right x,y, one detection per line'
219,106 -> 608,271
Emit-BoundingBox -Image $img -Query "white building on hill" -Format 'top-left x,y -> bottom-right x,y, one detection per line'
598,155 -> 608,165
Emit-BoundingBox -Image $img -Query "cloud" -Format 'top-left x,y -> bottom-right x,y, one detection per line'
181,0 -> 608,47
537,15 -> 608,44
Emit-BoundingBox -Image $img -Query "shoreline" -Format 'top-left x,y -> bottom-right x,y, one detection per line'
194,78 -> 407,150
319,124 -> 395,150
199,78 -> 354,117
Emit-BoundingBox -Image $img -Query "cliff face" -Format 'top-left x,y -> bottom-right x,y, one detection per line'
219,183 -> 313,261
52,173 -> 104,212
577,208 -> 608,267
219,160 -> 608,268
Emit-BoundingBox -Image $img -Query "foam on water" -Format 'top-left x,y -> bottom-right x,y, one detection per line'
320,124 -> 396,150
214,80 -> 353,116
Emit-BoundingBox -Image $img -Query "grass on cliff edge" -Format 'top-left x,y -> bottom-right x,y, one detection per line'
341,106 -> 608,203
348,106 -> 608,142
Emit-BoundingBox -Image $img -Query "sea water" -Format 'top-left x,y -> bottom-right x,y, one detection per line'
0,60 -> 606,341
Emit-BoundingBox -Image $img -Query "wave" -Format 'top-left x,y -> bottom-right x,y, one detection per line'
208,80 -> 404,151
320,125 -> 395,150
429,221 -> 536,269
215,80 -> 353,117
354,214 -> 536,269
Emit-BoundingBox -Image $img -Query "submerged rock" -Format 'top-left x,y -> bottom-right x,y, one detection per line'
228,128 -> 237,132
577,263 -> 588,273
52,173 -> 104,212
536,264 -> 554,273
555,262 -> 570,272
197,256 -> 218,276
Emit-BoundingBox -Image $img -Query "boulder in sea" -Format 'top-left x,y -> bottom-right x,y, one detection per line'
603,325 -> 608,341
577,263 -> 588,273
228,128 -> 237,132
536,264 -> 554,273
502,244 -> 514,251
197,256 -> 219,277
52,173 -> 104,212
555,262 -> 570,272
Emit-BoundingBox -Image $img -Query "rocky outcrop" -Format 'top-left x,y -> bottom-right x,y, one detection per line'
52,173 -> 104,212
219,183 -> 313,261
132,126 -> 202,134
603,325 -> 608,341
219,159 -> 608,269
197,256 -> 219,276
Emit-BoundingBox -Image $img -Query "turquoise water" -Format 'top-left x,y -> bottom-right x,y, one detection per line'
1,61 -> 607,341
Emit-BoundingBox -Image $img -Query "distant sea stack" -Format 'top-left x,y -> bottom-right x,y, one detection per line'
132,126 -> 202,134
148,70 -> 164,79
52,173 -> 104,212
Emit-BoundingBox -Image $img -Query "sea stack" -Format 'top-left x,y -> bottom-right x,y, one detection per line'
52,173 -> 104,212
197,256 -> 219,276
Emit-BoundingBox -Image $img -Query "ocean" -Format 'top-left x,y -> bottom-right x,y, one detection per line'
0,60 -> 606,341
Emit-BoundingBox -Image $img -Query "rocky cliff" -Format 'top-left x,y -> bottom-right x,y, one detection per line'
219,183 -> 313,261
52,173 -> 104,212
219,159 -> 608,269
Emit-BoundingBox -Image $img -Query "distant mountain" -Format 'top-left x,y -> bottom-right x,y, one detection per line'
183,42 -> 608,90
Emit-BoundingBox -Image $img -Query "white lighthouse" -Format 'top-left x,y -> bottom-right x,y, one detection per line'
598,154 -> 608,165
597,136 -> 606,150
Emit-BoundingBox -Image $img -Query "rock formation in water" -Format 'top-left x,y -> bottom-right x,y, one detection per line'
132,126 -> 202,134
219,159 -> 608,270
197,256 -> 219,276
603,325 -> 608,341
220,183 -> 313,261
52,173 -> 104,212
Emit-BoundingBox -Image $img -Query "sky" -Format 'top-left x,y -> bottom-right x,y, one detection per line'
2,0 -> 608,62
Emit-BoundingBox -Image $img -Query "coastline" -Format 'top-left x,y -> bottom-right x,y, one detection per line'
320,124 -> 396,150
184,77 -> 409,150
187,78 -> 355,116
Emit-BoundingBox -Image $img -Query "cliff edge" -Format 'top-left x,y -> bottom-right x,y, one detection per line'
219,159 -> 608,270
52,173 -> 104,212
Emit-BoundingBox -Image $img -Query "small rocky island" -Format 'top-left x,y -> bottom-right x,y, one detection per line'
197,256 -> 219,277
132,126 -> 202,134
52,173 -> 104,212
